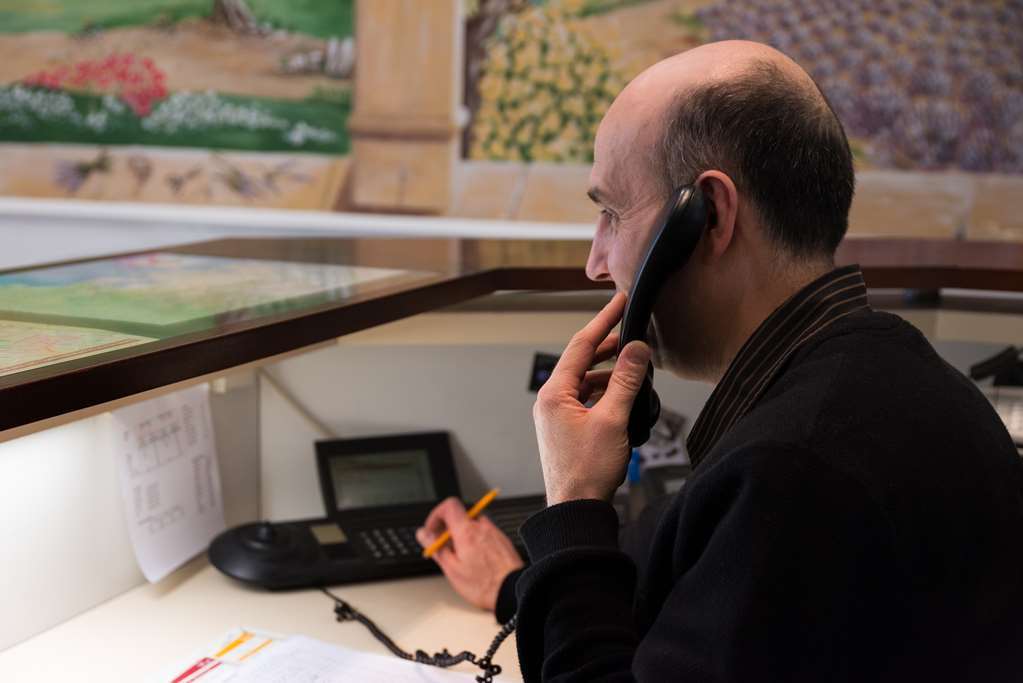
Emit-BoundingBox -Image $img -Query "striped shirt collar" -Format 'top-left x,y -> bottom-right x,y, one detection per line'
685,264 -> 870,467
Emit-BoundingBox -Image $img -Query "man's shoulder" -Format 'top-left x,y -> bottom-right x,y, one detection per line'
700,308 -> 1014,482
692,307 -> 1021,538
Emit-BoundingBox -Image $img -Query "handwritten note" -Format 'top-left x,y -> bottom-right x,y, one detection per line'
112,384 -> 225,582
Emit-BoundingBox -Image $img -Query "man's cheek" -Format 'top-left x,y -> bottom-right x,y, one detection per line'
611,252 -> 640,295
647,318 -> 666,369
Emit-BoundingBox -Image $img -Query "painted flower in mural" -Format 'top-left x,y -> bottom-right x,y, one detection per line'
23,53 -> 168,117
141,91 -> 337,149
471,0 -> 625,163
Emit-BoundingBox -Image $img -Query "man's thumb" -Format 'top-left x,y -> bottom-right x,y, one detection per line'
621,340 -> 651,368
602,341 -> 652,410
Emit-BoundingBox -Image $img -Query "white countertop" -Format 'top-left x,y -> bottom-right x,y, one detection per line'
0,558 -> 522,682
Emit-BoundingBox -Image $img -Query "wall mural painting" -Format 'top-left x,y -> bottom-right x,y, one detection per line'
0,0 -> 354,207
464,0 -> 706,164
465,0 -> 1023,173
1,0 -> 1020,219
467,1 -> 627,163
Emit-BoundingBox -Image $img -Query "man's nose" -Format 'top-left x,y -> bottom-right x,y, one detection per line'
585,222 -> 613,282
585,245 -> 611,283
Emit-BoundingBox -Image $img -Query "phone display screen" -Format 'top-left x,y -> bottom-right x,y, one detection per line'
328,450 -> 437,509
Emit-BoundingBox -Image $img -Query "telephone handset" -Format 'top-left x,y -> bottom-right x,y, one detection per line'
619,184 -> 708,446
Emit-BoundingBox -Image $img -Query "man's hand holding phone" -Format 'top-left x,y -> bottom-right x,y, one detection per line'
533,292 -> 652,505
418,294 -> 650,612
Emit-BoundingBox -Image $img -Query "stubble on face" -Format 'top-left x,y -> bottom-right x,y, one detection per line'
648,266 -> 721,383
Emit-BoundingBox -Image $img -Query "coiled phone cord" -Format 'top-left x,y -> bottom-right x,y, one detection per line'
322,587 -> 517,683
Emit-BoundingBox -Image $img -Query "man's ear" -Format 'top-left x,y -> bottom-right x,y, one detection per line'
695,171 -> 739,262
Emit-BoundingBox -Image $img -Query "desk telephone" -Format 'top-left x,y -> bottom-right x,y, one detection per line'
209,432 -> 545,589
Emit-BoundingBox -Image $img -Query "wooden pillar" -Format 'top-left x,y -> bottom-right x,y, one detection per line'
348,0 -> 465,214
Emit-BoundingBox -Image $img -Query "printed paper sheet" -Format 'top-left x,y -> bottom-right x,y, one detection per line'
112,384 -> 225,582
149,627 -> 477,683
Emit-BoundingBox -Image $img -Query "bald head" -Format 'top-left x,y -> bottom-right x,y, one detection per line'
623,40 -> 817,109
591,39 -> 853,259
600,42 -> 816,169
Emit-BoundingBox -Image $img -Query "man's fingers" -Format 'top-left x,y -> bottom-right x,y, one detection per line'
592,333 -> 621,366
415,526 -> 434,547
432,543 -> 457,570
579,368 -> 612,404
596,340 -> 652,420
543,293 -> 626,394
419,496 -> 469,539
580,337 -> 620,404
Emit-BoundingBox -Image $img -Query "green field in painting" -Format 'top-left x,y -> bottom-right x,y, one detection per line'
576,0 -> 661,16
523,0 -> 660,17
0,0 -> 353,39
0,86 -> 352,154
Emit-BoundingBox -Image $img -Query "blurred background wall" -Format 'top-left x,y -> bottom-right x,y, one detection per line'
0,0 -> 1020,241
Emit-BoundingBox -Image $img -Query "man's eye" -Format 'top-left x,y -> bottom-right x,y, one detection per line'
600,208 -> 617,224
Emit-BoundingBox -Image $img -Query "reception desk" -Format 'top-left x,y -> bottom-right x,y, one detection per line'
1,234 -> 1022,680
4,234 -> 1023,442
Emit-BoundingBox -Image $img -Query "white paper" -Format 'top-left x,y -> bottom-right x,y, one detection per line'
112,384 -> 226,582
638,407 -> 690,467
149,627 -> 477,683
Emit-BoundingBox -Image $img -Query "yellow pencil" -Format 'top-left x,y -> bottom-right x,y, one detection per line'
421,488 -> 500,559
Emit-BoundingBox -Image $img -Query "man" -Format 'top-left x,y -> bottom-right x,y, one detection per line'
417,40 -> 1023,681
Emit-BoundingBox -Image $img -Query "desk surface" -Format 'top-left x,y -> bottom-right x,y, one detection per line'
0,558 -> 522,682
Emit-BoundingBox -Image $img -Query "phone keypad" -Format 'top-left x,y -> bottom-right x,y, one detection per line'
352,496 -> 547,565
358,526 -> 421,561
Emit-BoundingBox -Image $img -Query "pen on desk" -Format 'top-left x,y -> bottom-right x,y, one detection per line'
421,487 -> 500,559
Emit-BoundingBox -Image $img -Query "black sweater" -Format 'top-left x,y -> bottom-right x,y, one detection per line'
513,310 -> 1023,682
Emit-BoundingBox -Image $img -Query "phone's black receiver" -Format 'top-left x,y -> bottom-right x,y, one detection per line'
619,184 -> 708,446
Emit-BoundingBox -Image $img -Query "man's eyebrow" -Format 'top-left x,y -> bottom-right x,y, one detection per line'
587,186 -> 609,206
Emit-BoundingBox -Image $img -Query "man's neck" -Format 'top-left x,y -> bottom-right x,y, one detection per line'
709,259 -> 834,383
